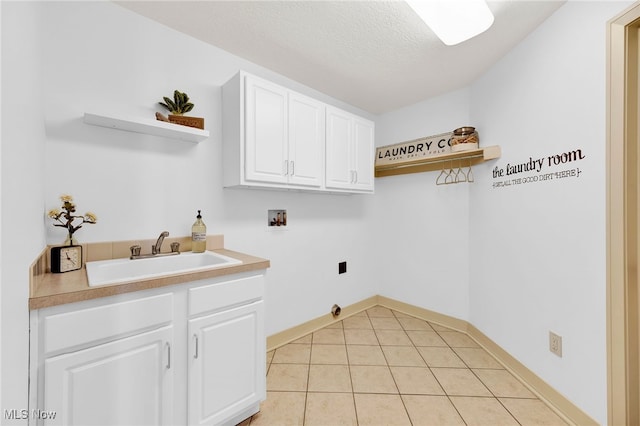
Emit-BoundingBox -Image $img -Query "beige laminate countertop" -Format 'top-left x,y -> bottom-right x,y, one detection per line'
30,249 -> 270,310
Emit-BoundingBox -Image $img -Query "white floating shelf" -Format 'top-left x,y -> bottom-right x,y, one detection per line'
83,112 -> 209,143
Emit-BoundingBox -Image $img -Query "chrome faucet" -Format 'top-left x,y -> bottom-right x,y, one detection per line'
130,231 -> 180,260
152,231 -> 169,255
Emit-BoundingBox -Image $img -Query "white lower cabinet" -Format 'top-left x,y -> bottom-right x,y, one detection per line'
30,271 -> 266,426
188,301 -> 265,425
44,326 -> 174,426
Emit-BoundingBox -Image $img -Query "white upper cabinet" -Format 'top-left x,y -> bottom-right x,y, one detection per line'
325,107 -> 375,192
352,117 -> 376,192
244,76 -> 289,184
223,71 -> 373,194
325,108 -> 352,189
288,92 -> 325,187
225,72 -> 324,190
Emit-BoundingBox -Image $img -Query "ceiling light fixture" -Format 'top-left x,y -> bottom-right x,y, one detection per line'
406,0 -> 495,46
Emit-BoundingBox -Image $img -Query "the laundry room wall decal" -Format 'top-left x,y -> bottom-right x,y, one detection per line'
491,148 -> 585,189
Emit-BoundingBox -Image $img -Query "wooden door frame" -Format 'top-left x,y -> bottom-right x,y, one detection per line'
608,3 -> 640,425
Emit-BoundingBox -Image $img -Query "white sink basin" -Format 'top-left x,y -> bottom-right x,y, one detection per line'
85,251 -> 242,287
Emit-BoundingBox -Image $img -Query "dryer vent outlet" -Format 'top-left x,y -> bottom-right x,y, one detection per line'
331,304 -> 342,317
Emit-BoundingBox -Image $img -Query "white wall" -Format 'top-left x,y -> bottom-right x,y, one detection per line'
1,1 -> 4,415
1,1 -> 381,417
1,2 -> 47,423
39,1 -> 379,338
468,2 -> 630,424
374,88 -> 471,320
375,2 -> 633,423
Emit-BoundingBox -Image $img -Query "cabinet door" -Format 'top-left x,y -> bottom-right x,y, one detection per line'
288,93 -> 324,187
245,75 -> 288,184
352,118 -> 375,192
325,107 -> 353,190
188,301 -> 265,426
43,326 -> 173,426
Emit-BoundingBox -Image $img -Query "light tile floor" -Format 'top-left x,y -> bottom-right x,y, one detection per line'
239,306 -> 568,426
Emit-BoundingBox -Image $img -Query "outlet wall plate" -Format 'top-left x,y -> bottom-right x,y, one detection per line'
549,331 -> 563,357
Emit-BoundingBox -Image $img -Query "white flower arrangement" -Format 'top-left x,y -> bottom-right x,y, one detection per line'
47,194 -> 97,245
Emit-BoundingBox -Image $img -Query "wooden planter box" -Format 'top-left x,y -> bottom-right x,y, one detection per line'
168,115 -> 205,130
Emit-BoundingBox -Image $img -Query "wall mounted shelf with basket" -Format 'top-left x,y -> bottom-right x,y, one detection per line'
375,145 -> 501,178
83,112 -> 209,143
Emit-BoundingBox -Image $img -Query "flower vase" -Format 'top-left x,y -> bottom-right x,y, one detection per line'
64,234 -> 78,246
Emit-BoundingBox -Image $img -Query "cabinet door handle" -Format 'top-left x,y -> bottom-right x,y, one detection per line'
166,342 -> 171,369
283,160 -> 288,176
290,161 -> 295,176
354,170 -> 358,183
193,334 -> 199,359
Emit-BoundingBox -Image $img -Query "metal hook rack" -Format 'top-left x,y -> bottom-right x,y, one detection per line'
435,159 -> 475,185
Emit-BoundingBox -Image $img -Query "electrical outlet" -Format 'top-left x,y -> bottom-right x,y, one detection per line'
549,331 -> 562,357
338,261 -> 347,274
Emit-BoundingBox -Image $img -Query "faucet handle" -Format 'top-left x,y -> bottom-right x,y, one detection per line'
170,242 -> 180,253
130,245 -> 141,258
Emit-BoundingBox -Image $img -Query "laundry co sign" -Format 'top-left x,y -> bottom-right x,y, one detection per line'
375,132 -> 453,167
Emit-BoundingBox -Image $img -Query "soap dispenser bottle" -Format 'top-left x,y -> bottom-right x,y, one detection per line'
192,210 -> 207,253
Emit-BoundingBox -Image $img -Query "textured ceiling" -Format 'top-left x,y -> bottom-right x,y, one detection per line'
116,1 -> 564,114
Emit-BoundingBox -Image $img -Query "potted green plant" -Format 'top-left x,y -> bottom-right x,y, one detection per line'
157,90 -> 204,129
